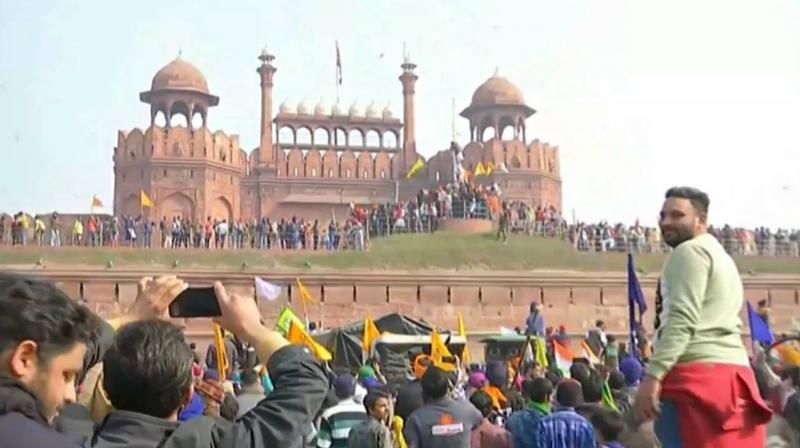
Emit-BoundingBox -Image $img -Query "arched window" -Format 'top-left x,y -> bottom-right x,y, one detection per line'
365,130 -> 380,147
170,113 -> 188,128
191,112 -> 203,129
383,131 -> 398,148
278,126 -> 295,145
296,127 -> 312,145
154,111 -> 167,127
314,128 -> 330,147
334,128 -> 347,147
349,129 -> 364,147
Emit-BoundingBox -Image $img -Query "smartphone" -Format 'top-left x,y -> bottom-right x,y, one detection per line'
168,287 -> 221,318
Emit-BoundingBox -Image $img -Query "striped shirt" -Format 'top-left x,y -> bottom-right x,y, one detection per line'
317,399 -> 367,448
534,408 -> 595,448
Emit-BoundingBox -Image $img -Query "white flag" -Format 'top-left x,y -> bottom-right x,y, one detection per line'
254,277 -> 281,301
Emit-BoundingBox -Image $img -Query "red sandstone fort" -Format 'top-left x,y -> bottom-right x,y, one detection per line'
113,49 -> 562,221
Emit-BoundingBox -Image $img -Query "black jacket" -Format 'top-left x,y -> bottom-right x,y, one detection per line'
74,345 -> 329,448
0,376 -> 81,448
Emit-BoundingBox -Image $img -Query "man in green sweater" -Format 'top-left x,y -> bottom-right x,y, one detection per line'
634,187 -> 771,447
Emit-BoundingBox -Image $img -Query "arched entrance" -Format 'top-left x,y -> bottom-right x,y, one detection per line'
209,196 -> 233,221
120,194 -> 139,218
160,192 -> 195,221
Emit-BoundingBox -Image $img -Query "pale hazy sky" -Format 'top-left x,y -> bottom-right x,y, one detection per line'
1,0 -> 798,228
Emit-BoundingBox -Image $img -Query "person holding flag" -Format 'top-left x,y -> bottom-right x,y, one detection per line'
633,187 -> 772,446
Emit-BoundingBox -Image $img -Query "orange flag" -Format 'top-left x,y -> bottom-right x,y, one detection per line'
288,320 -> 332,360
91,195 -> 104,209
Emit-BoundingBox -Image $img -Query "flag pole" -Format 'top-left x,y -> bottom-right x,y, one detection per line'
335,40 -> 340,104
451,98 -> 456,141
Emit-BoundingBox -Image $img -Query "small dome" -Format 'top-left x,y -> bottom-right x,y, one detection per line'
332,102 -> 347,116
279,99 -> 296,115
382,103 -> 393,120
365,101 -> 381,119
349,101 -> 363,117
470,75 -> 526,107
314,99 -> 330,116
297,99 -> 312,115
151,58 -> 209,93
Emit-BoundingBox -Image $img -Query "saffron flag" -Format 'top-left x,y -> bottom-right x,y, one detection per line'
362,315 -> 381,354
140,190 -> 155,208
553,339 -> 574,374
474,161 -> 487,176
533,337 -> 549,368
335,40 -> 343,85
485,161 -> 495,175
581,340 -> 601,365
212,323 -> 228,381
275,305 -> 304,336
405,158 -> 425,179
255,277 -> 281,301
746,301 -> 774,344
91,195 -> 104,209
287,320 -> 332,361
430,328 -> 452,363
295,278 -> 318,305
627,254 -> 648,357
456,313 -> 471,364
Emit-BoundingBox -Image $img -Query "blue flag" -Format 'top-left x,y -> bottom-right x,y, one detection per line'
627,254 -> 647,357
746,301 -> 774,345
628,254 -> 647,316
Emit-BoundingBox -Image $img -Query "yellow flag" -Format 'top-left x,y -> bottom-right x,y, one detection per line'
405,158 -> 425,179
212,323 -> 228,381
392,416 -> 408,448
534,337 -> 549,368
287,320 -> 332,360
456,313 -> 471,364
295,278 -> 318,306
363,315 -> 381,353
430,328 -> 452,364
474,161 -> 487,176
140,190 -> 155,208
486,161 -> 494,175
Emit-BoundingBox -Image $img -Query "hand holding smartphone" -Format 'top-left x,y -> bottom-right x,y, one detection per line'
168,287 -> 222,318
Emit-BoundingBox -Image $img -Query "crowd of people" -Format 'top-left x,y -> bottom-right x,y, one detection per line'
3,201 -> 797,261
0,183 -> 504,252
2,186 -> 800,447
1,271 -> 797,448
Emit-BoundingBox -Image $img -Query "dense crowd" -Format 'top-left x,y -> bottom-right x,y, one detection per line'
2,182 -> 798,258
1,271 -> 798,448
0,183 -> 502,252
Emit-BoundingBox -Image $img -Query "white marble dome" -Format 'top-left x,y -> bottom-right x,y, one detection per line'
332,101 -> 347,116
349,101 -> 363,117
297,98 -> 313,115
366,101 -> 381,119
382,103 -> 393,120
279,99 -> 296,115
314,99 -> 330,116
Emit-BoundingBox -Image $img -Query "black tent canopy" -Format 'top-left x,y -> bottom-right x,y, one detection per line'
314,313 -> 440,371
